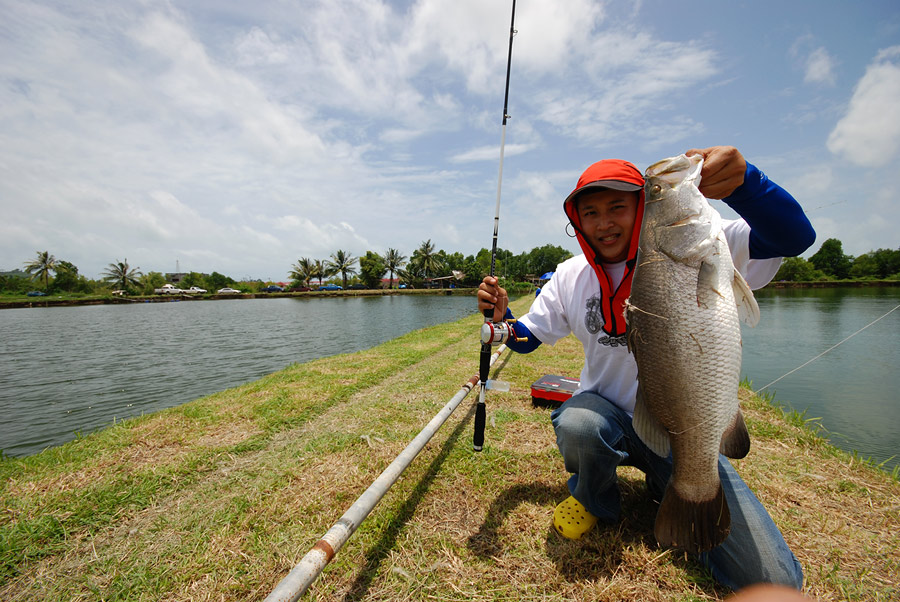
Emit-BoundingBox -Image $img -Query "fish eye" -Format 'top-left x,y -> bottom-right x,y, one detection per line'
651,184 -> 661,194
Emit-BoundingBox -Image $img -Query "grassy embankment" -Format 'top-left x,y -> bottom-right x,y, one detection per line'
1,296 -> 897,601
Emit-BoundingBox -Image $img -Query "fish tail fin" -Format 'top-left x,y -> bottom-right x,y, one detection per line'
720,409 -> 751,459
654,483 -> 731,554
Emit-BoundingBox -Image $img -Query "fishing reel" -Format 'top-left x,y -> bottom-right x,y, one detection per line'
480,318 -> 526,346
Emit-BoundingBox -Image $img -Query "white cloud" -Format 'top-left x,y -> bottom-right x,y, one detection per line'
827,46 -> 900,167
506,0 -> 604,76
234,27 -> 289,66
528,31 -> 717,147
129,11 -> 328,163
404,1 -> 518,94
804,47 -> 836,85
785,164 -> 835,198
449,143 -> 535,163
380,128 -> 425,144
790,35 -> 835,86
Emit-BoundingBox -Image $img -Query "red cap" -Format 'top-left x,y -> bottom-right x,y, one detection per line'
563,159 -> 644,211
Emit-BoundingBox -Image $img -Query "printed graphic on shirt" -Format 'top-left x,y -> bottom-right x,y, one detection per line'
599,333 -> 627,347
585,294 -> 627,347
585,295 -> 604,334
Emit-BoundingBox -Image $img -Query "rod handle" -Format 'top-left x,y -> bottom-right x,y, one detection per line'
473,399 -> 486,452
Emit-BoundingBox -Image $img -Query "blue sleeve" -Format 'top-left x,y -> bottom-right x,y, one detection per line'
503,308 -> 542,353
722,162 -> 816,259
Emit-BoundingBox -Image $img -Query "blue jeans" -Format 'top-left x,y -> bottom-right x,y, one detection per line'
551,391 -> 803,591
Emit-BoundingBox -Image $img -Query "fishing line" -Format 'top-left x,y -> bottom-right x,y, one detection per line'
755,302 -> 900,393
804,199 -> 847,214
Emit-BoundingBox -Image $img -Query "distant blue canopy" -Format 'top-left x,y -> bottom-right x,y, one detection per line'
539,272 -> 554,280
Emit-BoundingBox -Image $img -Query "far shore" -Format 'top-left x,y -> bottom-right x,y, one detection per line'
4,280 -> 899,310
0,286 -> 478,310
764,279 -> 900,289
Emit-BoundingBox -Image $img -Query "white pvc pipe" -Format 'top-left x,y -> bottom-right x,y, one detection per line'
264,345 -> 509,602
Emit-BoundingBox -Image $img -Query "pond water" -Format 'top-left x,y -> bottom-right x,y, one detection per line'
0,295 -> 477,457
740,286 -> 900,472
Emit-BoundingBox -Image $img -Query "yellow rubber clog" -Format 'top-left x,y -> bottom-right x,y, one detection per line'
553,495 -> 597,540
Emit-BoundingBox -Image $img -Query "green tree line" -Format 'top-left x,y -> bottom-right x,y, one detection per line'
774,239 -> 900,282
9,237 -> 891,296
2,241 -> 575,296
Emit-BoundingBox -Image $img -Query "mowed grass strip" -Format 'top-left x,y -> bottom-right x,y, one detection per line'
2,295 -> 898,601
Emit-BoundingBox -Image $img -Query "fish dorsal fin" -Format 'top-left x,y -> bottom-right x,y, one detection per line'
633,386 -> 671,458
732,269 -> 760,327
720,408 -> 751,459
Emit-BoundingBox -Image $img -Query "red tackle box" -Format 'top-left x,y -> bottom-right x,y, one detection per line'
530,374 -> 580,408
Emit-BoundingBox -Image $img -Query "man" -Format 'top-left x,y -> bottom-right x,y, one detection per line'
477,146 -> 815,591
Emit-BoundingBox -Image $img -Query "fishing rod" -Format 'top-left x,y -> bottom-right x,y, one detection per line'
475,0 -> 521,452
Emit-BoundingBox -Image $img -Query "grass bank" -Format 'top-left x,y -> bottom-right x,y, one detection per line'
1,297 -> 897,601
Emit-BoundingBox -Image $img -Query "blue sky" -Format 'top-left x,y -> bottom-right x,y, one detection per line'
2,0 -> 899,280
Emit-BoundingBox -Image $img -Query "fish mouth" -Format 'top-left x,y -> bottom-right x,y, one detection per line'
645,154 -> 703,186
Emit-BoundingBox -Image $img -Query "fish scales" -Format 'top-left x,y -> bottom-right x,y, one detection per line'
625,153 -> 757,553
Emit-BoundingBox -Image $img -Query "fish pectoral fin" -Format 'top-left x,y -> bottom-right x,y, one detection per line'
625,325 -> 635,354
696,260 -> 722,309
732,270 -> 760,327
624,305 -> 638,354
632,387 -> 671,458
720,409 -> 751,459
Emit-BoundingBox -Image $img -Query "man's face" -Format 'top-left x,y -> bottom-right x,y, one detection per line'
575,189 -> 639,263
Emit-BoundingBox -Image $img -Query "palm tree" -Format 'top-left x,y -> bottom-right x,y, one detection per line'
415,239 -> 442,281
382,248 -> 406,289
328,250 -> 358,289
102,259 -> 143,291
290,257 -> 315,287
23,251 -> 57,289
311,259 -> 336,287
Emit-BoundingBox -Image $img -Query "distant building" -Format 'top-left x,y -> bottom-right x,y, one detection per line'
165,272 -> 211,284
426,275 -> 457,289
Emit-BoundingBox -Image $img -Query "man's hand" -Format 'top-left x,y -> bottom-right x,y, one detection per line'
477,276 -> 508,323
685,146 -> 746,199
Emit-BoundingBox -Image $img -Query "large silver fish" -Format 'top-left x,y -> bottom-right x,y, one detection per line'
625,153 -> 759,553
